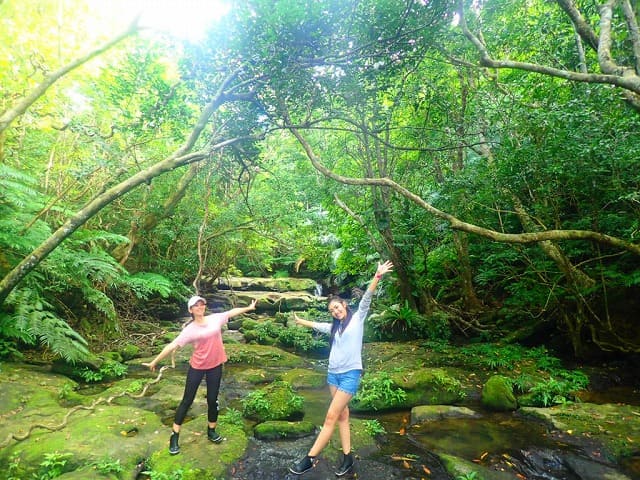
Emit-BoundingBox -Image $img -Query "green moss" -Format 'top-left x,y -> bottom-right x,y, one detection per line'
120,344 -> 140,361
277,368 -> 326,388
520,403 -> 640,461
0,405 -> 165,478
481,375 -> 517,411
240,319 -> 260,331
235,367 -> 277,384
242,381 -> 304,421
254,420 -> 316,440
352,368 -> 465,412
101,351 -> 123,363
146,418 -> 248,479
225,343 -> 305,367
439,453 -> 516,480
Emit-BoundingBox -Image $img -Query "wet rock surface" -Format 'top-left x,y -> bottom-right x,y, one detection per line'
1,340 -> 639,479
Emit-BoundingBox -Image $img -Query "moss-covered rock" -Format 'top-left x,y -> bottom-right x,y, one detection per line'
410,405 -> 479,424
227,318 -> 243,330
145,414 -> 248,480
242,381 -> 304,421
520,403 -> 640,462
351,368 -> 466,412
235,367 -> 277,384
225,343 -> 305,368
119,343 -> 141,361
277,368 -> 326,389
394,368 -> 466,406
438,453 -> 517,480
100,351 -> 123,363
482,375 -> 517,411
240,319 -> 260,331
213,276 -> 318,292
254,420 -> 316,440
0,401 -> 165,479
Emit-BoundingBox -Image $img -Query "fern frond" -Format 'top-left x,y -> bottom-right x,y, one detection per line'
0,214 -> 53,253
48,248 -> 125,287
5,288 -> 89,363
0,163 -> 43,210
0,311 -> 33,344
69,229 -> 131,247
80,286 -> 117,321
29,310 -> 90,363
123,272 -> 174,299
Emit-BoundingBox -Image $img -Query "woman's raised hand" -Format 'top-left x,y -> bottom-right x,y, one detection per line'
376,260 -> 394,277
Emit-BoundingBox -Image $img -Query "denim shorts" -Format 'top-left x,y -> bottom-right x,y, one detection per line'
327,369 -> 362,396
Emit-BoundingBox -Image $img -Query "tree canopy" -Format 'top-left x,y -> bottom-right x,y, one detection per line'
1,0 -> 639,360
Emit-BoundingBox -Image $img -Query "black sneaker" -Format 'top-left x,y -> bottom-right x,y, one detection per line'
169,431 -> 180,455
207,427 -> 223,443
335,453 -> 353,477
289,455 -> 317,475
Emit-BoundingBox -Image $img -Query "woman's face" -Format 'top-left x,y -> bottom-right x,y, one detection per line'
328,300 -> 347,320
189,300 -> 206,314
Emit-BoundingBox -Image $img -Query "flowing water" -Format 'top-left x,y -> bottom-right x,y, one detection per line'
222,364 -> 640,480
119,356 -> 639,479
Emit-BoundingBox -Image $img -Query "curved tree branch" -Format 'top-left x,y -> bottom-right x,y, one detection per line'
555,0 -> 599,51
456,0 -> 640,109
284,120 -> 640,257
0,66 -> 263,305
0,18 -> 139,134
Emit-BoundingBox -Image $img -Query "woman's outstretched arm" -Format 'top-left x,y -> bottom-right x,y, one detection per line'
293,312 -> 315,328
366,260 -> 394,293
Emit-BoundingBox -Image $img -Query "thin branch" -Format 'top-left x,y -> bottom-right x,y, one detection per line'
456,0 -> 640,108
0,18 -> 139,133
334,194 -> 385,253
621,0 -> 640,73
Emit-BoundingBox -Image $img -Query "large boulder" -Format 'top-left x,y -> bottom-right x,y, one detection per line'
241,381 -> 304,422
351,368 -> 466,412
481,375 -> 517,411
224,290 -> 325,312
253,420 -> 317,440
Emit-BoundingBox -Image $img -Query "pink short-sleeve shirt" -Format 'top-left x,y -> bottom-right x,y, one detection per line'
174,312 -> 230,369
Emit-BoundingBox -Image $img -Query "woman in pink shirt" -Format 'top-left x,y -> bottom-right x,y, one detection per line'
144,295 -> 257,455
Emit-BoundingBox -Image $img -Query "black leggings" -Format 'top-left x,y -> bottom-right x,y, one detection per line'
174,364 -> 223,426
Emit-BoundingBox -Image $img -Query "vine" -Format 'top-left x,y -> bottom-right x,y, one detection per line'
0,365 -> 170,449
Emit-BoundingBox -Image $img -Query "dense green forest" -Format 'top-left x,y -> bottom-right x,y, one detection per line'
1,0 -> 639,363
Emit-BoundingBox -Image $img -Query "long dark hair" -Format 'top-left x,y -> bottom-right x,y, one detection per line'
328,296 -> 353,347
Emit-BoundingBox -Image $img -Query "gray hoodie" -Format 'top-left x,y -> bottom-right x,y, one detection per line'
312,289 -> 373,373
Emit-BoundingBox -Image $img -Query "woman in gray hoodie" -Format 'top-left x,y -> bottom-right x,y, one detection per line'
289,260 -> 394,477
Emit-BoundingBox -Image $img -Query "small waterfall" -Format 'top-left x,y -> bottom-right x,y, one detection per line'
314,283 -> 323,297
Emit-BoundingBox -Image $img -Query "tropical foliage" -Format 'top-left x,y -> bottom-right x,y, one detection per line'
1,0 -> 639,361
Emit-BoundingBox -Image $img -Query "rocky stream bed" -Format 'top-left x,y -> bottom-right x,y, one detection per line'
0,336 -> 639,480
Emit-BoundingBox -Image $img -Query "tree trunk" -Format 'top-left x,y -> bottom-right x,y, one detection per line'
0,69 -> 253,305
112,162 -> 200,265
511,196 -> 595,289
452,231 -> 483,312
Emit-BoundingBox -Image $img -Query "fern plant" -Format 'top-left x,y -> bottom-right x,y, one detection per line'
3,288 -> 89,363
353,371 -> 407,410
0,162 -> 178,360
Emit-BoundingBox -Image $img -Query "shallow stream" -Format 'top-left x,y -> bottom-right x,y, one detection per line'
222,364 -> 640,480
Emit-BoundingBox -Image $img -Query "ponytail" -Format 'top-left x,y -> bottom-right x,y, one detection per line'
182,312 -> 195,329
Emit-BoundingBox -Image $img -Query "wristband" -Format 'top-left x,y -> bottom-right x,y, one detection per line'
375,273 -> 382,279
